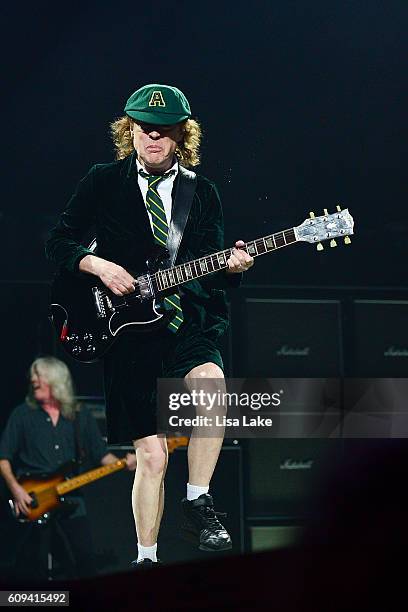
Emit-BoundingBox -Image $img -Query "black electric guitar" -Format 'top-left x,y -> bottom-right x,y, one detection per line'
50,208 -> 354,363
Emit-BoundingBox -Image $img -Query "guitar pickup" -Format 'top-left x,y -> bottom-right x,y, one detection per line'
29,492 -> 38,509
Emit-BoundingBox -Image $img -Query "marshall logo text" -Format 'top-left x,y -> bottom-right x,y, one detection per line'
276,345 -> 310,357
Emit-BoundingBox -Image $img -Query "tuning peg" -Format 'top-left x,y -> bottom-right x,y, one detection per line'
344,236 -> 351,245
330,239 -> 337,248
316,242 -> 324,251
309,211 -> 315,219
336,205 -> 342,212
324,208 -> 328,216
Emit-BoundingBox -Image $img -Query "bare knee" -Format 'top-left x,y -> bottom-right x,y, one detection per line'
185,363 -> 226,399
184,363 -> 227,417
133,436 -> 168,476
185,362 -> 224,381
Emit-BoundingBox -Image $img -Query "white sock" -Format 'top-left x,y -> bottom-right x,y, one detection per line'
137,543 -> 157,562
187,482 -> 209,501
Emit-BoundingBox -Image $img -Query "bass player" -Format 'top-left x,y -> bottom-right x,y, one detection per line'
0,356 -> 136,579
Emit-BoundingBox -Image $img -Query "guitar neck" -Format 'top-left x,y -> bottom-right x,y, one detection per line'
153,227 -> 297,293
56,459 -> 126,495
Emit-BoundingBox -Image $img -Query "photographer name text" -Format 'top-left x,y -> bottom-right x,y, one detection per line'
168,415 -> 273,427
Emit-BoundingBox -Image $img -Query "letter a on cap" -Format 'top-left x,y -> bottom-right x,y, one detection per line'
149,91 -> 166,107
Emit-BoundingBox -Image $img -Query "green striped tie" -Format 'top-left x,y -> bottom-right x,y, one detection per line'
139,169 -> 184,332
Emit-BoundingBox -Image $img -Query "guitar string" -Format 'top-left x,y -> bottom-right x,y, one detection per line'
152,229 -> 297,292
97,229 -> 297,302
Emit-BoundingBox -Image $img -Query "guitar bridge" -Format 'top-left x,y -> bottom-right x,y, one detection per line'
92,287 -> 108,318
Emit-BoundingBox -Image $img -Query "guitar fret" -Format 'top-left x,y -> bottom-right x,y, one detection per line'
218,252 -> 227,267
156,272 -> 164,291
247,241 -> 258,256
185,263 -> 193,279
199,258 -> 208,273
211,254 -> 220,270
256,238 -> 267,254
180,266 -> 186,282
275,232 -> 285,248
265,236 -> 275,250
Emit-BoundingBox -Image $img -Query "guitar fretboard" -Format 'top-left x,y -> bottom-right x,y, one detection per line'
56,459 -> 126,495
152,228 -> 297,292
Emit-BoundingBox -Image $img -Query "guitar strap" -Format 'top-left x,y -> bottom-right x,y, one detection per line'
165,165 -> 197,268
73,407 -> 86,475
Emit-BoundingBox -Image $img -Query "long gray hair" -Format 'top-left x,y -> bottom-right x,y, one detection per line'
26,356 -> 78,420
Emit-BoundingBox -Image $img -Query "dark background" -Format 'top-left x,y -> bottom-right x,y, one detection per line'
1,0 -> 407,288
0,2 -> 407,580
1,1 -> 407,419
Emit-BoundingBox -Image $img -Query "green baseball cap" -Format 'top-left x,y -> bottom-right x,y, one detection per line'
124,84 -> 191,125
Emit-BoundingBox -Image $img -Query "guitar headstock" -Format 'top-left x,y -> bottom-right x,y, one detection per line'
295,207 -> 354,249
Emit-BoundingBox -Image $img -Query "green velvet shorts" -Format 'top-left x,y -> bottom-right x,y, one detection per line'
103,322 -> 224,444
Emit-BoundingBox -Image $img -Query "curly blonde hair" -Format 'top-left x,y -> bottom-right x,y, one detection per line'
26,356 -> 78,420
110,116 -> 202,168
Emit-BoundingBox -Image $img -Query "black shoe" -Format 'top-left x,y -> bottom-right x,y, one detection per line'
181,493 -> 232,551
130,558 -> 161,568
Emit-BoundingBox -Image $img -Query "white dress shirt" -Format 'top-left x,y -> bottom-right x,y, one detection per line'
136,157 -> 179,232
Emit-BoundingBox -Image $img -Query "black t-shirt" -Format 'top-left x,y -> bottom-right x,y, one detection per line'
0,402 -> 107,477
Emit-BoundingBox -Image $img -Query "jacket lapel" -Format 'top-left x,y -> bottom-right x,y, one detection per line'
123,152 -> 154,239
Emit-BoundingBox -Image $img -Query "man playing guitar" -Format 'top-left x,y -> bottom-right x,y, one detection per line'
45,83 -> 253,565
0,356 -> 136,579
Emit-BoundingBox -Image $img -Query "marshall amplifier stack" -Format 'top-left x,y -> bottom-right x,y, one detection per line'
246,438 -> 343,551
237,293 -> 408,551
351,299 -> 408,377
232,296 -> 345,549
241,298 -> 343,377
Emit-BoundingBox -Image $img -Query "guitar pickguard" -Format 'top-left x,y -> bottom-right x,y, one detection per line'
108,299 -> 165,336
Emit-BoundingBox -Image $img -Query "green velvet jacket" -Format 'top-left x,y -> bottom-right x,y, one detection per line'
45,152 -> 240,341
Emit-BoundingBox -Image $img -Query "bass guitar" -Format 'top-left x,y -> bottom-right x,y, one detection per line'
50,208 -> 354,363
9,436 -> 188,522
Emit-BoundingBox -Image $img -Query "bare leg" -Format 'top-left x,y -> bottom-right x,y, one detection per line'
181,363 -> 232,551
184,363 -> 226,486
131,435 -> 168,546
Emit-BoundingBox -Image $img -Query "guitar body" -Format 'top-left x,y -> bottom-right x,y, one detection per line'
14,474 -> 65,522
50,270 -> 168,363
